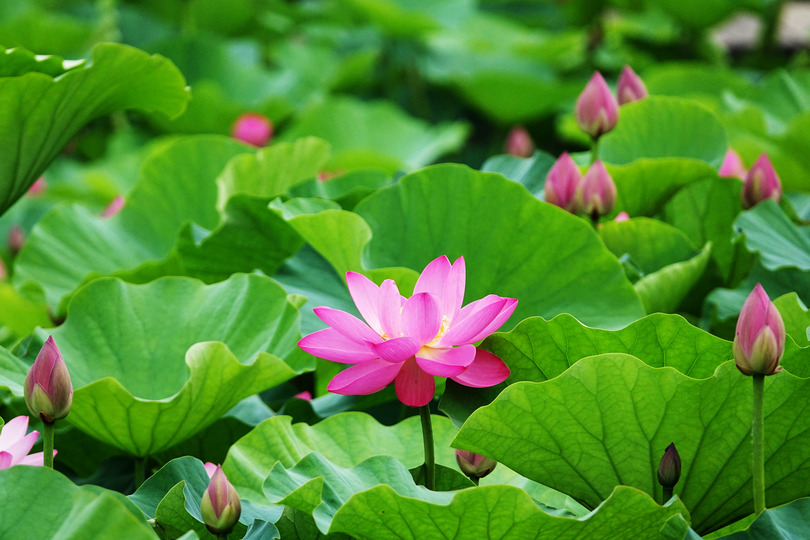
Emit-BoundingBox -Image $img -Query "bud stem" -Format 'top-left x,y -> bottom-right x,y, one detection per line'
662,486 -> 673,504
217,534 -> 227,540
419,405 -> 435,491
752,373 -> 766,515
590,138 -> 600,164
43,421 -> 55,469
135,456 -> 148,489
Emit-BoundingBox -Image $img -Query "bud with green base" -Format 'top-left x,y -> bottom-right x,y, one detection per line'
657,443 -> 681,503
201,465 -> 242,538
455,449 -> 497,486
24,336 -> 72,469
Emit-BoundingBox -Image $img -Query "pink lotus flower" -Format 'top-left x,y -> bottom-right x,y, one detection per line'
575,72 -> 619,139
232,113 -> 273,147
616,66 -> 648,105
545,152 -> 582,213
733,283 -> 785,376
24,336 -> 73,424
504,126 -> 535,158
578,160 -> 617,218
201,464 -> 241,535
298,256 -> 517,407
101,195 -> 125,218
742,154 -> 782,209
719,148 -> 747,180
0,416 -> 54,469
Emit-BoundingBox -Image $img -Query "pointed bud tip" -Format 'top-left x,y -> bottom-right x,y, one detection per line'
617,65 -> 648,105
575,72 -> 619,138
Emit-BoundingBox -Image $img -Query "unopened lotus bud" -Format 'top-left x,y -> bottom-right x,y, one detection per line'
616,66 -> 648,105
614,211 -> 630,222
742,154 -> 781,209
545,152 -> 582,213
27,177 -> 47,196
733,283 -> 785,376
24,336 -> 73,424
455,449 -> 497,479
201,465 -> 241,535
504,126 -> 535,158
578,160 -> 617,218
102,195 -> 125,218
719,148 -> 747,180
575,72 -> 618,139
8,225 -> 25,255
232,113 -> 273,147
657,443 -> 681,488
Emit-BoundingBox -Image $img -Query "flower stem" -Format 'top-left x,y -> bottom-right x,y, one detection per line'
662,486 -> 673,504
135,456 -> 147,490
752,374 -> 766,515
42,421 -> 55,469
590,137 -> 600,164
419,405 -> 435,491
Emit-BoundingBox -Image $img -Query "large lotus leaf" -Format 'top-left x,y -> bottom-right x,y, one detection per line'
634,243 -> 712,314
288,170 -> 393,211
644,64 -> 752,103
343,0 -> 474,35
484,312 -> 731,382
0,42 -> 189,216
14,274 -> 306,456
0,345 -> 29,395
0,466 -> 156,540
657,0 -> 736,28
480,151 -> 556,196
130,457 -> 281,540
332,486 -> 691,539
264,453 -> 691,539
775,293 -> 810,347
608,158 -> 719,217
0,282 -> 50,339
348,163 -> 644,329
714,497 -> 810,539
278,97 -> 469,173
742,70 -> 810,135
223,412 -> 458,504
661,177 -> 753,284
735,199 -> 810,271
454,355 -> 810,534
13,136 -> 249,311
600,218 -> 698,274
599,97 -> 727,168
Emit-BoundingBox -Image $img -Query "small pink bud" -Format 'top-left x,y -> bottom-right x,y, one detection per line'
742,154 -> 782,209
544,152 -> 582,213
504,126 -> 535,158
101,195 -> 125,218
0,257 -> 7,281
201,465 -> 241,535
455,449 -> 497,479
294,391 -> 312,401
27,177 -> 47,197
24,336 -> 73,424
575,72 -> 619,139
317,170 -> 345,182
719,148 -> 747,180
232,113 -> 273,147
733,284 -> 785,376
578,160 -> 617,218
614,211 -> 630,222
657,443 -> 681,489
7,225 -> 25,255
616,66 -> 648,105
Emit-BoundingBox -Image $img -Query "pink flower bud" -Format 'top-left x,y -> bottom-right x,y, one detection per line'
232,113 -> 273,147
544,152 -> 582,213
742,154 -> 782,209
616,66 -> 648,105
294,391 -> 312,401
7,225 -> 25,255
504,126 -> 535,158
27,177 -> 47,197
455,449 -> 497,479
614,211 -> 630,222
719,148 -> 747,180
24,336 -> 73,424
733,284 -> 785,376
101,195 -> 125,218
201,465 -> 241,535
578,160 -> 617,218
0,257 -> 7,281
575,72 -> 619,139
657,443 -> 681,489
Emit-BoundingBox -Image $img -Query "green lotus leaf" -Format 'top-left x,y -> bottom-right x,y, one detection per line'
0,42 -> 189,216
223,412 -> 459,504
600,217 -> 698,275
278,97 -> 469,173
480,150 -> 556,196
288,170 -> 393,211
600,97 -> 727,168
484,312 -> 731,382
130,457 -> 280,540
0,466 -> 155,540
16,274 -> 305,456
348,164 -> 644,329
634,243 -> 712,314
735,199 -> 810,272
454,355 -> 810,534
775,293 -> 810,347
711,497 -> 810,539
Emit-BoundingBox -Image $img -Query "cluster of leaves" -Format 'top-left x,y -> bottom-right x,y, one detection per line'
1,1 -> 810,539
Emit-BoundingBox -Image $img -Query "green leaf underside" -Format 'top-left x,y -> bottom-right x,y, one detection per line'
0,42 -> 189,215
735,199 -> 810,272
455,355 -> 810,534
